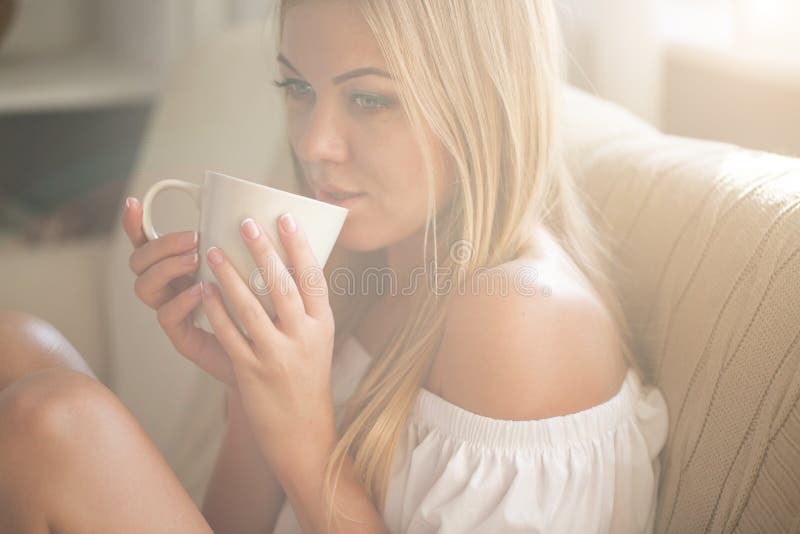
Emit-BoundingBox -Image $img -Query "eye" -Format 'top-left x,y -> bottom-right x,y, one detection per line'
352,93 -> 390,111
272,78 -> 313,100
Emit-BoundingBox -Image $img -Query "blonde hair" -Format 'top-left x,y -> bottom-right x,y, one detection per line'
273,1 -> 643,531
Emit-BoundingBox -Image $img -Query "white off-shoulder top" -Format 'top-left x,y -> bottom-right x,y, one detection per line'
272,333 -> 669,534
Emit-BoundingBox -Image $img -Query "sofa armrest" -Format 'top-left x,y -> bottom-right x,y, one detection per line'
0,233 -> 111,384
561,86 -> 800,532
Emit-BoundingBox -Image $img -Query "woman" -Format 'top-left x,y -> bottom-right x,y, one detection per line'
0,0 -> 668,532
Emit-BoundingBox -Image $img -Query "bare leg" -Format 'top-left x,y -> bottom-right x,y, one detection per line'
0,310 -> 98,390
0,311 -> 213,533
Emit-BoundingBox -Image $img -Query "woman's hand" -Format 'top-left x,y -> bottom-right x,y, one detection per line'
200,213 -> 337,476
122,197 -> 237,387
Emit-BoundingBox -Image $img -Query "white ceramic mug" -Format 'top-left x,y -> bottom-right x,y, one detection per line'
140,170 -> 348,338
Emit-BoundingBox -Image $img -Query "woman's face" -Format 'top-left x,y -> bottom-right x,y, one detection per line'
279,0 -> 454,252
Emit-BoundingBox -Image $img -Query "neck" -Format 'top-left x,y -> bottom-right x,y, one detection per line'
385,225 -> 433,299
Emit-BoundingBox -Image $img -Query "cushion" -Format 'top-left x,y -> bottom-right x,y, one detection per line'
564,86 -> 800,532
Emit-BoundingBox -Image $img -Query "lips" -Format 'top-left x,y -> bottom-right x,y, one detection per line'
315,188 -> 367,207
309,179 -> 363,198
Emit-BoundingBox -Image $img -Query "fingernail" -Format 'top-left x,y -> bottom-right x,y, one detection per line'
181,231 -> 198,247
279,212 -> 296,234
181,252 -> 199,265
241,218 -> 261,239
190,282 -> 202,296
126,197 -> 138,209
206,246 -> 223,265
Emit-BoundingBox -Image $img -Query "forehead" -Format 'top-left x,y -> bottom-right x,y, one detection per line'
280,1 -> 388,77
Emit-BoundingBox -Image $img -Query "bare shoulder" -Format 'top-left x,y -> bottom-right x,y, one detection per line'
433,254 -> 629,421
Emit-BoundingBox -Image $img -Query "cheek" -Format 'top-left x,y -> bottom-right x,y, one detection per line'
361,143 -> 427,208
335,142 -> 454,250
286,117 -> 305,153
363,136 -> 454,215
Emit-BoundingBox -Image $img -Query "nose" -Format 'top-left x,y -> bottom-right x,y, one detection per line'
293,99 -> 350,164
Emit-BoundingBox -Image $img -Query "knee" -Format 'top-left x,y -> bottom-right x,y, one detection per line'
0,310 -> 65,355
0,310 -> 96,388
0,368 -> 120,451
0,309 -> 51,333
0,309 -> 38,326
0,310 -> 63,363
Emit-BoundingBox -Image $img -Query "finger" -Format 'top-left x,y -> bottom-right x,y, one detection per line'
134,250 -> 199,309
205,246 -> 277,348
129,230 -> 198,276
169,273 -> 196,294
239,218 -> 305,328
201,281 -> 259,369
156,282 -> 236,386
122,197 -> 148,248
275,213 -> 331,320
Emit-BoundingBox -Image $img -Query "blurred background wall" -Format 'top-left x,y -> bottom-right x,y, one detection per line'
0,0 -> 274,243
557,0 -> 800,157
0,0 -> 797,245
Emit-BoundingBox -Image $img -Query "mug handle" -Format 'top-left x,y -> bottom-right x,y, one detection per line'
141,179 -> 202,240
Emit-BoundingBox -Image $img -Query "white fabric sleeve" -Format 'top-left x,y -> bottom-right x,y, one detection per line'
382,369 -> 669,534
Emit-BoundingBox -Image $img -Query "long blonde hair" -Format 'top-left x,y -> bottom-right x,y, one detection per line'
273,1 -> 643,530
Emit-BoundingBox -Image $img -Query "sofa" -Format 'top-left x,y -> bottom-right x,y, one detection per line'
2,20 -> 799,533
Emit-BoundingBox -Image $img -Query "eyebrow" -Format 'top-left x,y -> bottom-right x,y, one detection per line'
277,53 -> 394,84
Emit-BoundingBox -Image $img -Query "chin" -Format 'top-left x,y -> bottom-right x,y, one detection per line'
334,226 -> 382,252
333,219 -> 392,252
